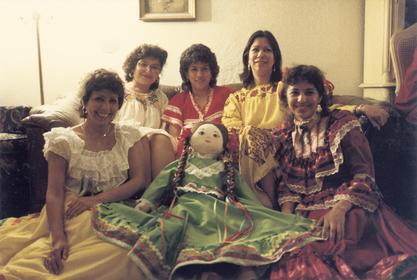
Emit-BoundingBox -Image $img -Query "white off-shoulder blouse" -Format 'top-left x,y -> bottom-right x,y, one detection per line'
43,121 -> 144,196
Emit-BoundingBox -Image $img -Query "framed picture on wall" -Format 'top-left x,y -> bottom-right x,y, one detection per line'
139,0 -> 196,21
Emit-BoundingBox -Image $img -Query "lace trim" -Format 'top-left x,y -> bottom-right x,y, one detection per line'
184,161 -> 225,179
44,122 -> 142,185
295,194 -> 378,212
278,195 -> 301,205
287,178 -> 323,195
287,119 -> 361,195
333,194 -> 378,212
177,183 -> 225,200
316,119 -> 360,178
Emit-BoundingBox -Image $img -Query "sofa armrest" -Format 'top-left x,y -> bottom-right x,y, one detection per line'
21,95 -> 81,213
21,95 -> 82,130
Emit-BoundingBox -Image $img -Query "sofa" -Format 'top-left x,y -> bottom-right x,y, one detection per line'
0,106 -> 32,218
22,84 -> 402,215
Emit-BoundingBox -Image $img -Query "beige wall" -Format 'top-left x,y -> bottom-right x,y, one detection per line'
0,0 -> 364,107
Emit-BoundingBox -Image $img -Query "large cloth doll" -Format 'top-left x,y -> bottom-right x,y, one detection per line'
92,123 -> 323,280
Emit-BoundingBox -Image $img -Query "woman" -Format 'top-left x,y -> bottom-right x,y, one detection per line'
162,44 -> 234,155
222,30 -> 390,209
271,65 -> 417,279
116,44 -> 176,178
0,69 -> 149,279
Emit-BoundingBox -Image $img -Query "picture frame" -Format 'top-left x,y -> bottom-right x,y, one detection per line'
139,0 -> 196,21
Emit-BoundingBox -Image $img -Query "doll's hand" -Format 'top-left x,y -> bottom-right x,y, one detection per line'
359,104 -> 389,130
135,201 -> 152,213
65,196 -> 98,219
44,236 -> 69,275
316,201 -> 351,243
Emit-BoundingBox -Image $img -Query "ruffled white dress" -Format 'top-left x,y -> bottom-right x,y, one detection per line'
0,121 -> 144,280
115,83 -> 176,149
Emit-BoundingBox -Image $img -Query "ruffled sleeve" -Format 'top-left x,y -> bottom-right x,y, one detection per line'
161,92 -> 188,131
43,127 -> 81,162
221,89 -> 244,130
333,122 -> 380,212
116,120 -> 145,152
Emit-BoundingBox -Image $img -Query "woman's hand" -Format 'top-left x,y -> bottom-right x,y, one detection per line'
44,236 -> 69,275
65,196 -> 99,219
359,104 -> 389,130
136,201 -> 152,213
316,201 -> 352,243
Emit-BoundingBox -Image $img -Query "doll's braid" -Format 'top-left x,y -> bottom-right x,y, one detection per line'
172,135 -> 191,189
159,133 -> 191,206
223,149 -> 237,202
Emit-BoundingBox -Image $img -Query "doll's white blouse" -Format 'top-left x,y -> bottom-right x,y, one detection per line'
43,121 -> 143,195
116,82 -> 168,129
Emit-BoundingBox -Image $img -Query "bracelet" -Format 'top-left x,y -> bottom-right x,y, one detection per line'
354,104 -> 364,116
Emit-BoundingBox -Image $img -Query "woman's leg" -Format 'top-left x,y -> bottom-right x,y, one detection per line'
259,171 -> 279,209
149,134 -> 175,179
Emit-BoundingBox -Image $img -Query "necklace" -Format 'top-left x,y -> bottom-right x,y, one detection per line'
82,123 -> 112,138
103,124 -> 111,137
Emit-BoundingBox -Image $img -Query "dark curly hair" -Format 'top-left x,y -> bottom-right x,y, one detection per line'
179,44 -> 219,92
239,30 -> 283,88
122,44 -> 168,90
78,69 -> 125,117
279,65 -> 330,117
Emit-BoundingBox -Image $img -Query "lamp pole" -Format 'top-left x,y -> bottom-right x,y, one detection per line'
33,12 -> 45,105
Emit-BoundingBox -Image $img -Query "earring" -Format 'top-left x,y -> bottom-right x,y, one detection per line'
82,106 -> 87,116
272,64 -> 276,72
248,63 -> 251,71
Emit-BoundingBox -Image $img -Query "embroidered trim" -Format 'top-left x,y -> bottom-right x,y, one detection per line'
189,89 -> 214,121
162,115 -> 183,129
185,161 -> 224,179
164,104 -> 182,115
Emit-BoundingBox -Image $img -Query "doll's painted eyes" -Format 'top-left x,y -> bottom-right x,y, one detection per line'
198,131 -> 205,135
212,133 -> 219,138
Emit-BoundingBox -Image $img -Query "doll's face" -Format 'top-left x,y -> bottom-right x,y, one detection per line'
190,124 -> 224,156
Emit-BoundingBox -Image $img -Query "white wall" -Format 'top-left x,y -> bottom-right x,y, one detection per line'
0,0 -> 364,107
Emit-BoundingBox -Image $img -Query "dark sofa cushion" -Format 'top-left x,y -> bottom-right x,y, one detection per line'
0,106 -> 31,134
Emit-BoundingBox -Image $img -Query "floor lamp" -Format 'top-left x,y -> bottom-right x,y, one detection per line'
33,12 -> 45,105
